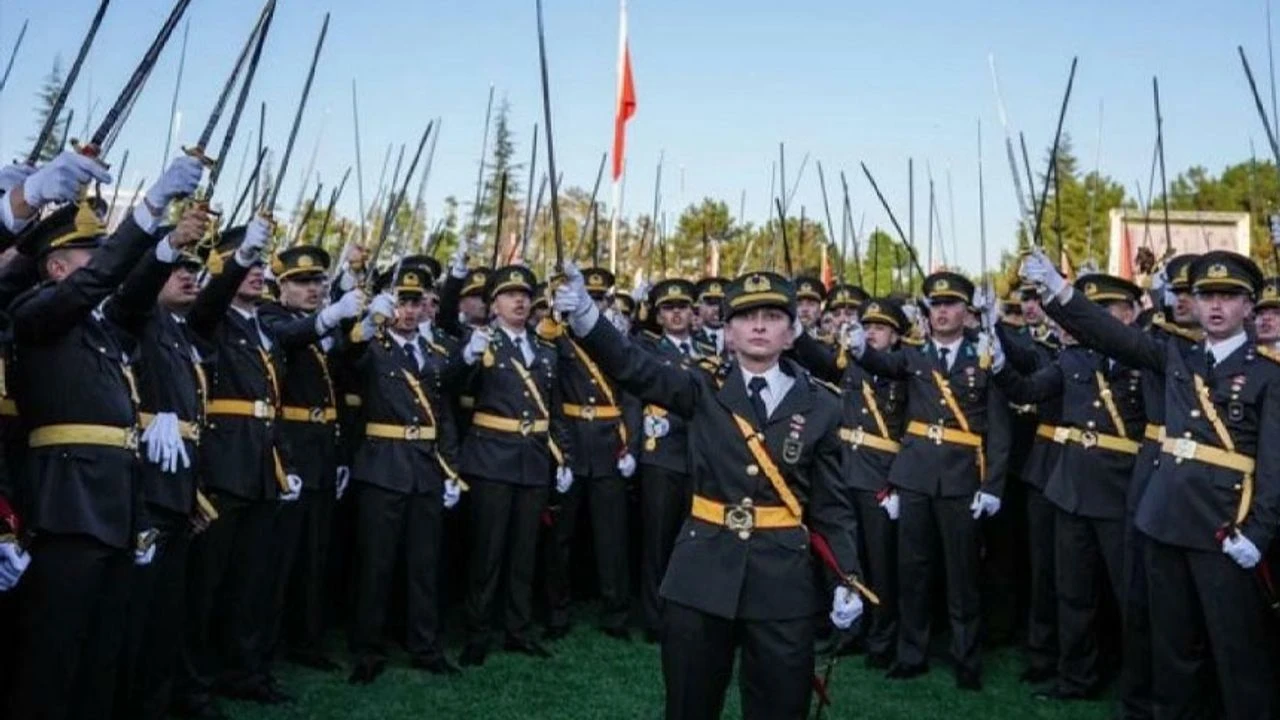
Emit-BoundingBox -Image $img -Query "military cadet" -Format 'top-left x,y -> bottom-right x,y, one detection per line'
117,206 -> 223,720
794,275 -> 827,335
180,218 -> 301,710
793,297 -> 910,670
346,266 -> 464,684
846,271 -> 1013,690
439,247 -> 491,339
1256,277 -> 1280,348
614,290 -> 637,335
992,273 -> 1147,700
555,265 -> 869,720
7,153 -> 203,719
1023,248 -> 1280,719
693,276 -> 728,357
258,246 -> 364,673
631,279 -> 704,643
825,283 -> 869,328
531,282 -> 551,326
544,267 -> 638,641
456,264 -> 572,666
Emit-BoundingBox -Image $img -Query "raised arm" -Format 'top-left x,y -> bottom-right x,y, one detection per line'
1045,289 -> 1164,373
571,314 -> 701,419
186,258 -> 250,341
996,323 -> 1047,374
852,343 -> 911,380
992,362 -> 1065,405
791,332 -> 842,382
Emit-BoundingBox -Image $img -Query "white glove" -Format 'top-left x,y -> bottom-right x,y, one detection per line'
1020,248 -> 1067,298
449,243 -> 468,278
553,261 -> 594,319
1150,267 -> 1168,294
970,491 -> 1002,519
22,150 -> 113,207
336,263 -> 359,292
879,490 -> 900,520
979,331 -> 1005,374
335,466 -> 350,500
134,531 -> 158,566
462,326 -> 492,366
982,281 -> 999,329
281,474 -> 303,502
443,479 -> 462,509
235,216 -> 272,266
141,412 -> 191,474
633,279 -> 651,303
829,585 -> 864,630
555,466 -> 574,494
144,155 -> 205,213
0,539 -> 30,591
319,289 -> 366,331
842,322 -> 867,358
617,453 -> 637,479
1222,533 -> 1263,569
1270,214 -> 1280,248
0,164 -> 35,194
368,291 -> 396,321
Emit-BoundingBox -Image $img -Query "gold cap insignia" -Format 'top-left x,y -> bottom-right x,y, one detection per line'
800,282 -> 813,292
1175,265 -> 1190,283
665,285 -> 682,297
1085,282 -> 1099,296
935,279 -> 950,291
867,302 -> 881,314
509,270 -> 523,282
743,274 -> 770,293
1207,263 -> 1229,279
298,255 -> 314,269
1265,284 -> 1278,300
709,282 -> 723,294
588,273 -> 604,287
404,273 -> 421,288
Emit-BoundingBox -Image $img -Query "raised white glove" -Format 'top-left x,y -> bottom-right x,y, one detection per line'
319,289 -> 366,331
829,586 -> 864,630
335,466 -> 350,500
1150,267 -> 1168,294
0,539 -> 30,591
443,479 -> 462,509
449,243 -> 468,278
843,322 -> 867,358
368,292 -> 396,321
135,530 -> 158,566
617,453 -> 637,479
879,490 -> 900,520
1222,533 -> 1262,569
555,466 -> 574,494
982,281 -> 999,330
1020,248 -> 1067,298
281,474 -> 303,502
970,491 -> 1002,519
633,279 -> 651,303
462,326 -> 492,366
553,261 -> 594,320
144,155 -> 204,213
235,216 -> 272,266
0,164 -> 35,194
979,331 -> 1005,374
22,150 -> 112,207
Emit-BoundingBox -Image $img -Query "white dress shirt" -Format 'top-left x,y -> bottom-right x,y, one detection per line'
389,330 -> 423,371
740,364 -> 794,419
932,336 -> 963,372
1205,330 -> 1248,367
500,325 -> 535,365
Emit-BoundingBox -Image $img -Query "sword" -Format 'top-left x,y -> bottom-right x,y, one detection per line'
775,198 -> 792,276
1031,57 -> 1078,248
570,151 -> 607,259
26,0 -> 110,165
536,0 -> 565,274
367,122 -> 432,285
316,166 -> 351,248
0,19 -> 29,100
489,170 -> 509,268
185,0 -> 274,169
860,162 -> 926,282
466,84 -> 497,252
520,123 -> 539,256
205,1 -> 273,201
262,12 -> 329,215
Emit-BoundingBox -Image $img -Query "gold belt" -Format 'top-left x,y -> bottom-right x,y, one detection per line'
472,412 -> 549,436
1161,437 -> 1256,474
1035,424 -> 1061,442
365,422 -> 438,441
458,395 -> 476,410
29,424 -> 139,451
562,403 -> 621,421
0,398 -> 16,417
139,412 -> 201,441
1050,426 -> 1140,455
1144,424 -> 1166,443
281,406 -> 338,424
838,426 -> 901,454
906,420 -> 982,448
690,495 -> 800,540
207,399 -> 275,420
343,393 -> 363,408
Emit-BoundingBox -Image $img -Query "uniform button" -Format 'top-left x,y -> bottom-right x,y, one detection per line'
1234,483 -> 1243,491
1190,410 -> 1201,418
860,408 -> 868,415
1092,401 -> 1101,408
1183,431 -> 1192,438
746,464 -> 759,476
1086,421 -> 1096,429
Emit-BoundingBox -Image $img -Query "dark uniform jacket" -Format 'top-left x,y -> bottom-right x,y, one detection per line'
576,317 -> 864,621
348,328 -> 459,495
555,333 -> 641,479
1048,292 -> 1280,551
793,333 -> 907,493
456,326 -> 571,486
10,215 -> 161,548
997,344 -> 1146,520
998,322 -> 1062,492
856,337 -> 1013,499
633,331 -> 706,475
259,303 -> 340,490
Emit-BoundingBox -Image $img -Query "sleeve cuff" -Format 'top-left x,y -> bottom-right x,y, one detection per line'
0,193 -> 31,236
132,202 -> 160,235
568,304 -> 600,337
154,236 -> 179,263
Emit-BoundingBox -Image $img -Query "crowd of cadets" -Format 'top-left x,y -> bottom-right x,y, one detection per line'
0,150 -> 1278,719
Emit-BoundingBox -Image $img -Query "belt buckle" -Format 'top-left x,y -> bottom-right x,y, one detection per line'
124,427 -> 140,451
309,407 -> 325,423
724,498 -> 755,540
849,427 -> 865,448
189,424 -> 201,443
518,419 -> 534,436
927,424 -> 944,445
1079,430 -> 1098,449
1173,437 -> 1198,461
1053,427 -> 1070,444
253,400 -> 270,419
581,405 -> 596,421
403,425 -> 421,441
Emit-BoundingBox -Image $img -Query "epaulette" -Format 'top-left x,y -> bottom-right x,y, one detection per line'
1150,313 -> 1204,343
642,329 -> 660,342
810,376 -> 842,397
902,336 -> 926,348
1257,345 -> 1280,366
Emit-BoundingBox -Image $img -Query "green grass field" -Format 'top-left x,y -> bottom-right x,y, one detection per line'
222,626 -> 1114,719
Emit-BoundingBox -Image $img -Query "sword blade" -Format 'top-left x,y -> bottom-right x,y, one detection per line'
197,0 -> 273,152
535,0 -> 565,270
0,19 -> 30,99
206,1 -> 274,197
27,0 -> 110,165
265,12 -> 329,213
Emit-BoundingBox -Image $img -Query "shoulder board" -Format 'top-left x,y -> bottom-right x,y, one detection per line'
534,335 -> 557,349
642,329 -> 660,341
1150,316 -> 1204,343
1257,345 -> 1280,365
902,336 -> 926,348
810,376 -> 842,396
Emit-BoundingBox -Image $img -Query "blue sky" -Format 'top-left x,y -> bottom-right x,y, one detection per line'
0,0 -> 1276,274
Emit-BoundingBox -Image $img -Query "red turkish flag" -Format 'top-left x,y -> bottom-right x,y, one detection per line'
611,1 -> 636,181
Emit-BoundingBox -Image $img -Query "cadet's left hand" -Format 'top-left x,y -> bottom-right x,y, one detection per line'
0,538 -> 30,591
335,466 -> 350,500
829,586 -> 864,630
0,164 -> 34,195
1222,532 -> 1262,569
443,479 -> 462,509
552,261 -> 593,320
555,466 -> 574,494
617,452 -> 636,479
878,490 -> 900,520
145,155 -> 205,215
134,530 -> 158,566
970,491 -> 1001,519
142,412 -> 191,474
319,289 -> 366,331
281,474 -> 303,502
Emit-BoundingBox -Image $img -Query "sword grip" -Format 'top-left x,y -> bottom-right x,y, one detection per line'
71,139 -> 109,169
182,145 -> 217,168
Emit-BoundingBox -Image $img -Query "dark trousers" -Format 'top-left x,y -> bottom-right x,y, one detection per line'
896,490 -> 982,674
1024,486 -> 1058,674
545,473 -> 631,631
116,510 -> 191,720
639,466 -> 689,634
1119,520 -> 1153,719
852,488 -> 897,658
981,478 -> 1023,646
12,534 -> 132,720
1054,510 -> 1123,693
464,478 -> 548,646
1145,537 -> 1274,720
351,483 -> 446,661
179,495 -> 276,701
268,486 -> 335,659
661,602 -> 814,720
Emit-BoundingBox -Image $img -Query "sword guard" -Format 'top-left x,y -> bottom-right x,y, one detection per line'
71,139 -> 109,168
182,145 -> 217,168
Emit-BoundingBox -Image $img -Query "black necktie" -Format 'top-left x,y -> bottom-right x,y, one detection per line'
1206,350 -> 1216,373
513,336 -> 527,366
747,376 -> 769,426
938,347 -> 951,373
679,342 -> 691,357
404,342 -> 420,370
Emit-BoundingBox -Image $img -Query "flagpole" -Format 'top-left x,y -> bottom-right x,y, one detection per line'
610,0 -> 634,275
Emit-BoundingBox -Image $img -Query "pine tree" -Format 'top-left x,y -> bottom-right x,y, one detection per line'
31,57 -> 67,162
477,96 -> 522,260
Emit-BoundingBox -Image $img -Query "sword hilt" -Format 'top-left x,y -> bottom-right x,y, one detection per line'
182,145 -> 218,169
71,139 -> 109,169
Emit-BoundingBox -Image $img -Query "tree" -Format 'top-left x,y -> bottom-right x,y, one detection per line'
1027,133 -> 1127,274
31,58 -> 68,162
1163,159 -> 1280,270
475,96 -> 522,258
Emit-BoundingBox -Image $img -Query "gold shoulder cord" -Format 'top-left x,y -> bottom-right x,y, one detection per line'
308,345 -> 337,409
860,381 -> 891,439
568,340 -> 629,446
1192,373 -> 1252,526
507,352 -> 565,465
400,369 -> 467,490
930,370 -> 986,481
1094,371 -> 1128,439
728,413 -> 801,518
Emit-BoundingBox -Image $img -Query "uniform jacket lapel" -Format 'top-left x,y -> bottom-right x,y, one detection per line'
715,365 -> 761,429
